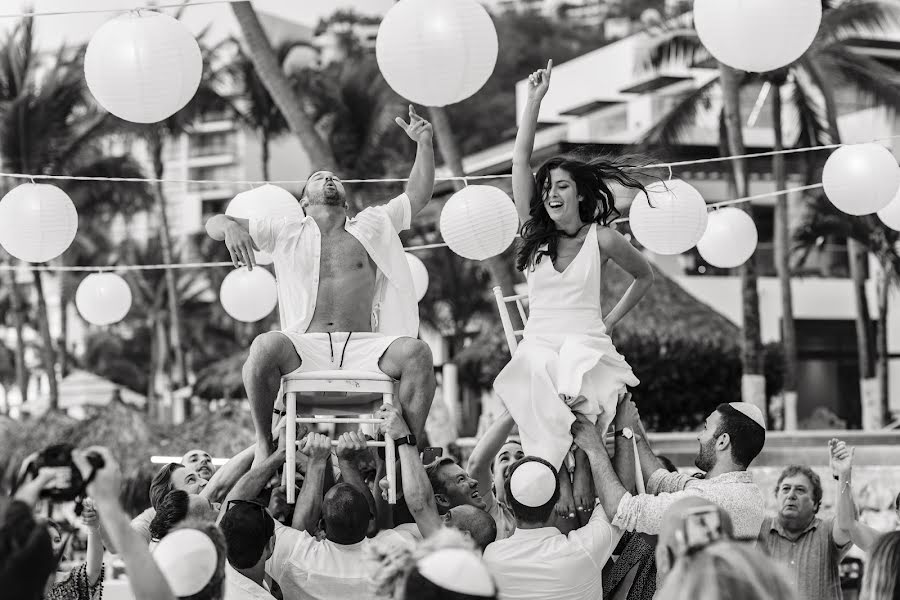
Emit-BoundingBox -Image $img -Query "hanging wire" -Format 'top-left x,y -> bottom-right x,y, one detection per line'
0,0 -> 242,19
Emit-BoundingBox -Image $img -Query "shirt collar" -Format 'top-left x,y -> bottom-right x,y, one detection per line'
769,515 -> 821,538
511,526 -> 560,539
706,471 -> 754,484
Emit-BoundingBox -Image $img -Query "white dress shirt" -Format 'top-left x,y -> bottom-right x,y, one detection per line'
266,522 -> 412,600
224,563 -> 276,600
483,507 -> 621,600
250,193 -> 418,337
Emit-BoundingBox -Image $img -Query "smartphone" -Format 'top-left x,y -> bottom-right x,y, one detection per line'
39,466 -> 73,491
680,506 -> 725,553
422,447 -> 443,465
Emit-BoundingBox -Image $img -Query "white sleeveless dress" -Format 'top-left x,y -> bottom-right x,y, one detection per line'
493,223 -> 639,470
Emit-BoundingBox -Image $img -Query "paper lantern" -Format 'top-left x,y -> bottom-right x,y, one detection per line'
877,190 -> 900,231
85,11 -> 202,123
696,207 -> 758,268
694,0 -> 821,72
376,0 -> 498,106
405,253 -> 429,301
629,180 -> 708,255
0,183 -> 78,263
440,186 -> 518,261
226,185 -> 301,265
823,144 -> 900,216
220,267 -> 278,323
75,273 -> 133,326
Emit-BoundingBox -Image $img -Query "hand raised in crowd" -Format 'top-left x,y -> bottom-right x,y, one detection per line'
299,432 -> 332,463
81,497 -> 101,532
613,392 -> 640,429
395,104 -> 433,145
336,431 -> 369,462
13,467 -> 57,508
377,403 -> 412,439
73,446 -> 121,505
526,59 -> 553,102
268,485 -> 291,523
829,438 -> 855,479
571,411 -> 605,455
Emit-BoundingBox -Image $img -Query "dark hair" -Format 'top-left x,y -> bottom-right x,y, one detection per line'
516,152 -> 651,272
893,490 -> 900,512
173,520 -> 228,600
0,498 -> 55,600
322,483 -> 370,545
658,455 -> 678,473
150,463 -> 184,510
776,465 -> 823,510
403,568 -> 498,600
220,503 -> 275,569
503,457 -> 560,525
861,531 -> 900,600
425,457 -> 458,499
150,489 -> 191,541
714,404 -> 765,468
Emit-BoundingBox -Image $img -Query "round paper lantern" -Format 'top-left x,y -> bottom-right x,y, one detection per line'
226,185 -> 301,265
0,183 -> 78,263
220,267 -> 278,323
696,207 -> 758,268
877,190 -> 900,231
694,0 -> 821,73
405,253 -> 429,301
823,144 -> 900,216
440,185 -> 518,261
84,11 -> 202,123
75,273 -> 133,326
630,180 -> 708,255
376,0 -> 498,106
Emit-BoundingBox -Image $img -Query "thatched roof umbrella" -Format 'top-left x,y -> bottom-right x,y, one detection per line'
194,349 -> 248,400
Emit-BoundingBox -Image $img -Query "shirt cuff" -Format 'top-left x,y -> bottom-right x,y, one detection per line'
394,193 -> 412,231
646,469 -> 669,494
611,492 -> 637,531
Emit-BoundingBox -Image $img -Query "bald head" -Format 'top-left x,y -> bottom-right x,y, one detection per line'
443,505 -> 497,551
656,497 -> 733,580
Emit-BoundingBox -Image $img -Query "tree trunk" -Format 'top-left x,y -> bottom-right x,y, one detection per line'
771,80 -> 799,430
719,63 -> 766,415
231,1 -> 337,168
876,268 -> 890,424
32,269 -> 59,411
58,276 -> 69,378
261,128 -> 271,182
2,267 -> 29,404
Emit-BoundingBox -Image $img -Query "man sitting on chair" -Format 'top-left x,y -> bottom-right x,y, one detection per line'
206,105 -> 437,465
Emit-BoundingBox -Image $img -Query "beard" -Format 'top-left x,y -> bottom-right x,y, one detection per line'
308,186 -> 346,207
694,439 -> 717,472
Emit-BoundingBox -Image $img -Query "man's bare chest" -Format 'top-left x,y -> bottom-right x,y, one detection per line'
318,230 -> 375,275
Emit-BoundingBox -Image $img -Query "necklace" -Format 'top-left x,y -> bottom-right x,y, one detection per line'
557,223 -> 590,238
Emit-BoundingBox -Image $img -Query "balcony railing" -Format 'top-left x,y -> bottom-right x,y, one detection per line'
189,144 -> 236,158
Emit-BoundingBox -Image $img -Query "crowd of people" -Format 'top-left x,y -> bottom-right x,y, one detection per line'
3,60 -> 900,600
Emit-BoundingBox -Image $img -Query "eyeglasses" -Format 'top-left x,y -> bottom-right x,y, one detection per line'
225,499 -> 275,536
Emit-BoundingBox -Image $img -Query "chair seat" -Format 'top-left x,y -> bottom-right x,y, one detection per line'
282,369 -> 396,382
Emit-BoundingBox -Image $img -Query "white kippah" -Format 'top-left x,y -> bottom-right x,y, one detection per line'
417,548 -> 496,597
509,460 -> 556,507
153,529 -> 218,596
728,402 -> 766,430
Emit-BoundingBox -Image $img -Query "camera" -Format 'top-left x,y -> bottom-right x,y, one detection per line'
26,444 -> 105,502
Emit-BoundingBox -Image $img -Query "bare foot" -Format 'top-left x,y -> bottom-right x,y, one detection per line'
555,466 -> 576,521
572,449 -> 595,526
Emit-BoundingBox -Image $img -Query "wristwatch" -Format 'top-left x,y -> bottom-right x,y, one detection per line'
394,434 -> 417,448
614,427 -> 634,440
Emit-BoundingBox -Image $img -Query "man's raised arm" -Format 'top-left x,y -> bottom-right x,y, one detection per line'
395,104 -> 435,218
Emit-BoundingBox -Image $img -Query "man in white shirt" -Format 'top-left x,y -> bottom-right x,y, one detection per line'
220,500 -> 277,600
205,107 -> 437,466
483,456 -> 621,600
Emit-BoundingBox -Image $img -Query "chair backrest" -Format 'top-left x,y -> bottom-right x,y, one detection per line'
492,286 -> 528,355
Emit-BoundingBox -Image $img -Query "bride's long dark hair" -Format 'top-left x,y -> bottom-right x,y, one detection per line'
516,153 -> 653,272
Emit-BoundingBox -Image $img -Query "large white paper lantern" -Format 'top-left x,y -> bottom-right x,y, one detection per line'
376,0 -> 498,106
629,180 -> 708,255
694,0 -> 821,73
440,185 -> 518,261
823,144 -> 900,216
226,185 -> 300,265
877,190 -> 900,231
0,183 -> 78,263
220,267 -> 278,323
405,253 -> 429,301
75,273 -> 133,326
84,11 -> 202,123
696,207 -> 758,268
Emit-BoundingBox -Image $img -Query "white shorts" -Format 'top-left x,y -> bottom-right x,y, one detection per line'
281,331 -> 403,374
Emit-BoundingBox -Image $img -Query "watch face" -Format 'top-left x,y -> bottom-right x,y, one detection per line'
622,428 -> 634,439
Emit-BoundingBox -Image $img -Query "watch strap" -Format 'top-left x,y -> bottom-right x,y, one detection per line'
394,434 -> 417,448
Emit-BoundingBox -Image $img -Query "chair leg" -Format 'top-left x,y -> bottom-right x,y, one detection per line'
383,391 -> 396,505
286,392 -> 297,504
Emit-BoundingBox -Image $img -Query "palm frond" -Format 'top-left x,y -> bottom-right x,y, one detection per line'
819,0 -> 900,44
817,43 -> 900,109
787,66 -> 834,147
641,30 -> 710,72
635,76 -> 720,151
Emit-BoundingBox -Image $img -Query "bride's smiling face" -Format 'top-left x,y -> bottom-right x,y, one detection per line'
543,168 -> 582,224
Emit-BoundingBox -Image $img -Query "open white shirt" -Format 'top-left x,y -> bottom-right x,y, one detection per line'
224,563 -> 275,600
250,193 -> 418,337
266,522 -> 413,600
483,507 -> 622,600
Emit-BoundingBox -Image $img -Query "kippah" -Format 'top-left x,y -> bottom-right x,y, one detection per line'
509,460 -> 556,507
153,529 -> 217,596
728,402 -> 766,430
417,548 -> 496,597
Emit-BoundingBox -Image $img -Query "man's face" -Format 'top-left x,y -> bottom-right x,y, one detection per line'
304,170 -> 347,207
437,463 -> 486,510
777,474 -> 818,522
182,449 -> 215,480
172,466 -> 208,495
694,411 -> 721,472
493,442 -> 524,487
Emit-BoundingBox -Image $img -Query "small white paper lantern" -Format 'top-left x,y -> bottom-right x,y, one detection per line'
84,11 -> 202,123
694,0 -> 821,73
440,185 -> 518,261
376,0 -> 498,106
405,253 -> 429,301
877,190 -> 900,231
0,183 -> 78,263
226,185 -> 300,265
630,180 -> 708,255
75,273 -> 133,326
696,207 -> 758,268
220,267 -> 278,323
823,144 -> 900,216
